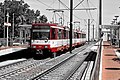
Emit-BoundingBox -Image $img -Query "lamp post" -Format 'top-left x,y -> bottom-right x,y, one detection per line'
115,16 -> 119,23
114,16 -> 119,47
113,18 -> 117,24
112,16 -> 119,47
111,20 -> 115,25
113,16 -> 119,36
6,10 -> 9,47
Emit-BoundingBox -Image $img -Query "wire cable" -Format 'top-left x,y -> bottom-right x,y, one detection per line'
87,0 -> 94,19
50,0 -> 57,8
35,0 -> 97,26
36,0 -> 52,8
74,0 -> 85,9
58,0 -> 69,9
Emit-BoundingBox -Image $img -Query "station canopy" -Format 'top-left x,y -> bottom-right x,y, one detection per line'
101,25 -> 120,33
101,25 -> 120,29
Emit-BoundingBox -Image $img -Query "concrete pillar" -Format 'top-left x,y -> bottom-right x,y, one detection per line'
20,28 -> 23,44
24,28 -> 27,43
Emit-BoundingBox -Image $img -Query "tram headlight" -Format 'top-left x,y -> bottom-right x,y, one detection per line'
44,46 -> 48,48
32,46 -> 36,48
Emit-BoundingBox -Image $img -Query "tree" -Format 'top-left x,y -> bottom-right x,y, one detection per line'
0,0 -> 48,38
0,0 -> 41,37
39,15 -> 48,23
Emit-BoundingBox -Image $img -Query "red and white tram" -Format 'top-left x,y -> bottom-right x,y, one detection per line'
30,23 -> 86,57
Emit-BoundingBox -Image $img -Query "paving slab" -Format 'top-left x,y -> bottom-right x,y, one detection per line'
102,41 -> 120,80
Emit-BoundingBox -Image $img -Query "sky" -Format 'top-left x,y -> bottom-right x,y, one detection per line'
23,0 -> 120,40
0,0 -> 120,26
22,0 -> 120,25
103,0 -> 120,25
0,0 -> 120,39
23,0 -> 99,27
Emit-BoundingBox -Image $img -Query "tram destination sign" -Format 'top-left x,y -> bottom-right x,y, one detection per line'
33,26 -> 50,29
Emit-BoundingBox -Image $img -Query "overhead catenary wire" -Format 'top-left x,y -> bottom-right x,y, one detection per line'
88,0 -> 99,24
78,0 -> 97,25
35,0 -> 67,23
36,0 -> 52,8
57,0 -> 89,22
56,0 -> 97,27
50,0 -> 57,8
87,0 -> 94,20
58,0 -> 69,9
86,0 -> 98,25
34,0 -> 97,26
89,0 -> 96,8
36,0 -> 93,21
57,0 -> 88,22
74,0 -> 85,9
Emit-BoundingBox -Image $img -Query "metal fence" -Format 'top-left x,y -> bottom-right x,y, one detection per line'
0,37 -> 30,47
0,38 -> 7,46
90,39 -> 103,80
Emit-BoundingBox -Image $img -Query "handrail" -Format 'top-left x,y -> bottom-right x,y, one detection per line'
90,39 -> 103,80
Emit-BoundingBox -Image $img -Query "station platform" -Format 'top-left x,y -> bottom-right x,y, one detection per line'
0,45 -> 28,56
101,41 -> 120,80
0,45 -> 28,50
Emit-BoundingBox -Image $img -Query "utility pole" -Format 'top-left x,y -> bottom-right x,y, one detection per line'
88,19 -> 90,43
12,13 -> 14,46
70,0 -> 73,53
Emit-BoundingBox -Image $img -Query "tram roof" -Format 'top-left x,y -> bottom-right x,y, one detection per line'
32,23 -> 57,26
32,23 -> 67,29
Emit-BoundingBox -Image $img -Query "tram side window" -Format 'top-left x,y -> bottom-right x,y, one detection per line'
52,28 -> 56,39
81,34 -> 86,38
80,34 -> 82,38
63,30 -> 66,39
58,29 -> 62,39
72,31 -> 74,38
77,33 -> 79,38
74,32 -> 77,38
83,34 -> 86,38
67,31 -> 69,39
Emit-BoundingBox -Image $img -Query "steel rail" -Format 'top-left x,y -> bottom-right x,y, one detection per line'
64,55 -> 88,80
0,59 -> 28,69
31,43 -> 94,80
0,43 -> 93,79
0,58 -> 50,79
65,51 -> 96,80
31,51 -> 77,80
0,59 -> 36,78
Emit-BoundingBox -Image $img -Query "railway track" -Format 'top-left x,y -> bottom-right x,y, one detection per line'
0,43 -> 95,80
31,44 -> 94,80
0,58 -> 51,79
68,61 -> 88,80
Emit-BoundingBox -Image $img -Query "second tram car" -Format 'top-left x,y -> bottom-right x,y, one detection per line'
30,23 -> 86,57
